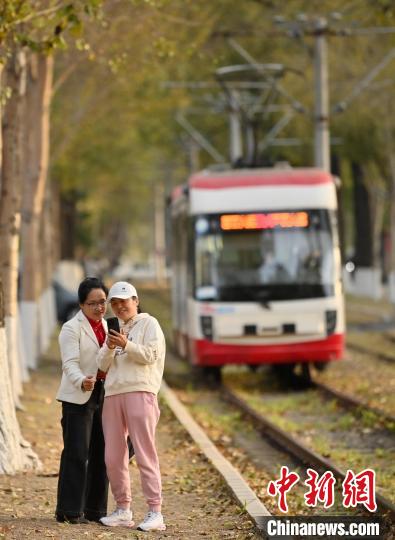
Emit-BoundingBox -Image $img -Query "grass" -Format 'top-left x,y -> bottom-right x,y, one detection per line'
190,400 -> 245,437
335,413 -> 356,431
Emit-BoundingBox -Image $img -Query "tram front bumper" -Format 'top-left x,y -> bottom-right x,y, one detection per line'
189,333 -> 344,366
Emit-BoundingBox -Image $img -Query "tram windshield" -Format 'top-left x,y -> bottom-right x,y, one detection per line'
194,209 -> 337,302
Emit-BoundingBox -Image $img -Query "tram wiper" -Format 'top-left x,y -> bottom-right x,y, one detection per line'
256,289 -> 271,309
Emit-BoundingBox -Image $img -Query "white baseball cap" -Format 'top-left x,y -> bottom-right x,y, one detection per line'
108,281 -> 138,301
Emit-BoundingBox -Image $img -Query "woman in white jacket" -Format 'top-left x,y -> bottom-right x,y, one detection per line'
56,277 -> 109,524
98,281 -> 166,532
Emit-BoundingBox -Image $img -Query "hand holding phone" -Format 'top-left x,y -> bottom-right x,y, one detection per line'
106,317 -> 127,349
106,317 -> 120,334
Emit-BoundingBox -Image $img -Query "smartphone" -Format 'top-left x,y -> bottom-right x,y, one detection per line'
106,317 -> 120,334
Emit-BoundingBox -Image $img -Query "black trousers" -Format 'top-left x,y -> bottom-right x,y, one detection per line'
56,380 -> 108,520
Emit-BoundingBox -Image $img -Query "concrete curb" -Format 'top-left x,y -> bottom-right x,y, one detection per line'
160,380 -> 271,532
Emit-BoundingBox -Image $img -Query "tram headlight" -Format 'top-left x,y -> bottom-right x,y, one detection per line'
325,310 -> 337,335
200,315 -> 213,340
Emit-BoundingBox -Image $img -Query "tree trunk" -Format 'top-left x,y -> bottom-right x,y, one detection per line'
39,178 -> 58,351
0,64 -> 41,476
103,218 -> 127,272
22,53 -> 53,301
331,153 -> 345,263
50,179 -> 62,269
352,161 -> 373,267
0,279 -> 41,474
154,182 -> 167,284
385,130 -> 395,301
363,162 -> 386,272
0,48 -> 26,400
40,184 -> 54,294
20,53 -> 54,367
59,190 -> 78,259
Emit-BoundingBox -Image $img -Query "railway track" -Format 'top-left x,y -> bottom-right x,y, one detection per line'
311,379 -> 395,426
165,348 -> 395,520
163,346 -> 395,528
220,385 -> 395,520
347,342 -> 395,365
163,371 -> 395,539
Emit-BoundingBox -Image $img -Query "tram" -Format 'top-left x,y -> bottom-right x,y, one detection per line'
170,166 -> 345,378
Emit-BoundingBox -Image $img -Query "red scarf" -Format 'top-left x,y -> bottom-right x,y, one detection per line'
87,316 -> 106,380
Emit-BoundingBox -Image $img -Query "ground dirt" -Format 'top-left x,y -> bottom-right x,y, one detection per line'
0,340 -> 261,540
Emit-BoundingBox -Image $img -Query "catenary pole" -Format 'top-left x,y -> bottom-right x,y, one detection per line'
229,90 -> 243,163
314,17 -> 330,172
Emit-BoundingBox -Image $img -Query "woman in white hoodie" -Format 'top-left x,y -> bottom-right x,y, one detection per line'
97,281 -> 166,532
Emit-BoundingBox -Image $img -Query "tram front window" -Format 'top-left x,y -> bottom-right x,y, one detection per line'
194,210 -> 336,302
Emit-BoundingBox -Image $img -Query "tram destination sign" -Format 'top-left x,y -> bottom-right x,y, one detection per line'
220,212 -> 309,231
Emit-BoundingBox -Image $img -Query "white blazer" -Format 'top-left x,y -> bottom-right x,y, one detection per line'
56,310 -> 108,404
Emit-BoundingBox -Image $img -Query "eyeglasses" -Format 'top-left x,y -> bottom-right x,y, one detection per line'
85,299 -> 107,308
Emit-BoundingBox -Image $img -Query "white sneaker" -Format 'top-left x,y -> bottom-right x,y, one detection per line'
100,508 -> 134,527
137,511 -> 166,531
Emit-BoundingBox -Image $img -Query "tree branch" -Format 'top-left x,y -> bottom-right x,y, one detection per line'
52,60 -> 78,95
10,3 -> 64,27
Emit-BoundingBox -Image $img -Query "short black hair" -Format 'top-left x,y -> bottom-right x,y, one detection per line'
78,277 -> 108,304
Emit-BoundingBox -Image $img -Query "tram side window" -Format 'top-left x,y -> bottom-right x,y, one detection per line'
172,215 -> 184,263
195,235 -> 222,299
196,237 -> 216,287
179,216 -> 187,259
197,252 -> 210,287
172,218 -> 179,263
187,218 -> 195,296
172,213 -> 189,288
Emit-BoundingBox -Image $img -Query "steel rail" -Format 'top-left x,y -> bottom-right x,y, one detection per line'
347,343 -> 395,364
221,386 -> 395,519
311,379 -> 395,425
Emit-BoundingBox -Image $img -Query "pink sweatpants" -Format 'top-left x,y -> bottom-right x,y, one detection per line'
102,391 -> 162,511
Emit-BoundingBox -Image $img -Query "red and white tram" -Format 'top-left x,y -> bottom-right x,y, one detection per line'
170,167 -> 345,377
